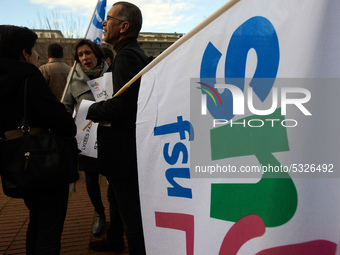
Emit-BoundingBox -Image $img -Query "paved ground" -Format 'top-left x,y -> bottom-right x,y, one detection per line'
0,172 -> 129,255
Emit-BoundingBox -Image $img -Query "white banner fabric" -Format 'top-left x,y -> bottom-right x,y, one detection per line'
136,0 -> 340,255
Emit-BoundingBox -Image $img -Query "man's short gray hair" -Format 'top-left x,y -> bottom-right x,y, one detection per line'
114,1 -> 142,39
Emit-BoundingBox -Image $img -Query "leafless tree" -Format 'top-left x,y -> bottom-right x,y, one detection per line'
29,9 -> 86,66
30,9 -> 85,38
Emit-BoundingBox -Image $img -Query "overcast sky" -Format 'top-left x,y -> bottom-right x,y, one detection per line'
1,0 -> 230,36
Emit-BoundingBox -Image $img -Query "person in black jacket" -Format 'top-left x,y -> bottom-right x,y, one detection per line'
87,2 -> 149,254
0,25 -> 76,255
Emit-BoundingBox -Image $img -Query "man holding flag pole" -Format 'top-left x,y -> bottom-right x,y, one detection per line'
87,2 -> 149,254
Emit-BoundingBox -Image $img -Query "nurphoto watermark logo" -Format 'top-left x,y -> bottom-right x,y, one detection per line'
189,78 -> 339,179
192,78 -> 312,128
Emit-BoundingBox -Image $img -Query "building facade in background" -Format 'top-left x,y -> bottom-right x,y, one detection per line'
34,30 -> 184,67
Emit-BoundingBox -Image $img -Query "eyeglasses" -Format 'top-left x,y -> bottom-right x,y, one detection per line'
106,15 -> 125,23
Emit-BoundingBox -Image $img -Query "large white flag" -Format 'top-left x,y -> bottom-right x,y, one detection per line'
136,0 -> 340,254
85,0 -> 107,45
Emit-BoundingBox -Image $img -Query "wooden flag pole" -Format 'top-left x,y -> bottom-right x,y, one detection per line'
61,61 -> 76,103
83,0 -> 240,131
62,62 -> 77,193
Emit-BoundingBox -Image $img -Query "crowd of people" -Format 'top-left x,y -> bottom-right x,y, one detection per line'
0,1 -> 148,254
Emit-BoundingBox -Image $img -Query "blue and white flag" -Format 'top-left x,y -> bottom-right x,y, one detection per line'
85,0 -> 107,46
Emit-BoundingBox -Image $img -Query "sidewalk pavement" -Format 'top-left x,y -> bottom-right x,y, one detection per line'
0,172 -> 129,255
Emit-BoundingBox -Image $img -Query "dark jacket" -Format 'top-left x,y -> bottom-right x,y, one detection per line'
86,38 -> 149,178
0,58 -> 76,138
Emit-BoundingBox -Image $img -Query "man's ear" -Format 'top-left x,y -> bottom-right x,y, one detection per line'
120,21 -> 130,34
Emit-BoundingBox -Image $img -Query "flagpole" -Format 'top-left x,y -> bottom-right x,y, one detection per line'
85,0 -> 100,38
60,61 -> 76,103
61,61 -> 77,192
83,0 -> 240,131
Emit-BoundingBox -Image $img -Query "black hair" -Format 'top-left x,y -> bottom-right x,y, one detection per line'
48,42 -> 64,58
114,1 -> 142,39
74,39 -> 103,66
102,47 -> 114,62
0,25 -> 38,60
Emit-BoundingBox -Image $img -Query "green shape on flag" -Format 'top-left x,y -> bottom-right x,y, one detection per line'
210,109 -> 298,227
210,109 -> 289,161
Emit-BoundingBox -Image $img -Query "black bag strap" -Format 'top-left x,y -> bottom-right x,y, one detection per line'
21,77 -> 30,134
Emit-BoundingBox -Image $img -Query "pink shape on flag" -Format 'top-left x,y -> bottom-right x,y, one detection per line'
155,211 -> 194,255
219,214 -> 266,255
256,240 -> 337,255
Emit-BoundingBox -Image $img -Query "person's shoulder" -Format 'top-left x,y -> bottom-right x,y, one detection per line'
57,61 -> 71,70
19,62 -> 44,78
62,62 -> 72,69
114,49 -> 138,65
118,47 -> 141,56
121,47 -> 151,66
39,63 -> 48,71
24,68 -> 49,93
